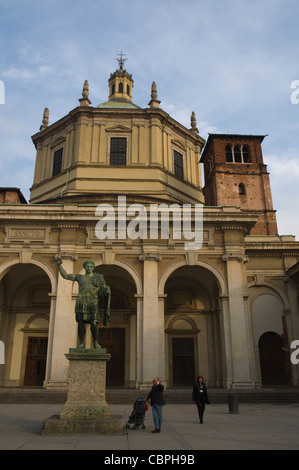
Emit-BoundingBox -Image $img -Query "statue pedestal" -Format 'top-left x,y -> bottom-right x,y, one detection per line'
42,348 -> 124,435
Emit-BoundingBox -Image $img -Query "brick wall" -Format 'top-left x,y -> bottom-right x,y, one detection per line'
201,134 -> 278,235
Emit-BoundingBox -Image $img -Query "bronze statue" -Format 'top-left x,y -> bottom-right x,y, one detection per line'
56,258 -> 111,349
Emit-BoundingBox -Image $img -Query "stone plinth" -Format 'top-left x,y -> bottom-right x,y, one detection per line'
42,348 -> 124,435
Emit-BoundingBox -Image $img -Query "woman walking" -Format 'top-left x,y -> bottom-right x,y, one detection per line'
192,375 -> 210,424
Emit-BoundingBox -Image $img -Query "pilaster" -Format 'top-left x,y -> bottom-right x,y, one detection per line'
138,251 -> 163,389
46,252 -> 77,390
222,251 -> 255,388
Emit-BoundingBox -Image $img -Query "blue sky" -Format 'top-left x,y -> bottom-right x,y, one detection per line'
0,0 -> 299,238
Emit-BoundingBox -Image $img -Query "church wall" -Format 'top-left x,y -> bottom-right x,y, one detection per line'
0,206 -> 297,388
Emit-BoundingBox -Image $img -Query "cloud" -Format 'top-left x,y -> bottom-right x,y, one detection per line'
267,154 -> 299,180
0,0 -> 298,240
2,65 -> 53,82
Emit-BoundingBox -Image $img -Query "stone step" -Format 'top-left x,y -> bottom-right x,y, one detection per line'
0,387 -> 299,404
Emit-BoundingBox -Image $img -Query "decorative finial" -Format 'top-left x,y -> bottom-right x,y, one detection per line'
40,107 -> 49,131
79,79 -> 91,106
148,81 -> 161,108
115,51 -> 127,70
190,111 -> 198,133
82,80 -> 89,99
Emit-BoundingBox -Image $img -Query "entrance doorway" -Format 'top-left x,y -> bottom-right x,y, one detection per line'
98,328 -> 125,386
259,332 -> 287,385
172,338 -> 195,386
24,337 -> 48,386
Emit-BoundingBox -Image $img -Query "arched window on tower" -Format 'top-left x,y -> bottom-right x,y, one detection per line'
225,145 -> 233,162
234,145 -> 242,163
112,84 -> 115,95
118,82 -> 123,93
127,85 -> 130,95
239,183 -> 246,195
242,145 -> 251,163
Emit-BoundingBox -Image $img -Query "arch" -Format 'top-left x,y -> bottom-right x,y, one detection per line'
159,259 -> 226,296
0,261 -> 52,387
251,292 -> 284,345
107,260 -> 142,295
234,145 -> 242,162
24,314 -> 49,330
167,315 -> 198,331
225,144 -> 233,162
167,315 -> 199,386
75,258 -> 142,295
242,145 -> 251,163
239,183 -> 246,195
258,331 -> 288,385
248,281 -> 290,311
0,258 -> 56,292
163,261 -> 224,387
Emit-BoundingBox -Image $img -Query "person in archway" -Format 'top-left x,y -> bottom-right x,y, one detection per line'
193,375 -> 210,423
56,258 -> 111,349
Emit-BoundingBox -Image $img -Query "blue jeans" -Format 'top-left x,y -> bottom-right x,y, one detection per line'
152,404 -> 163,429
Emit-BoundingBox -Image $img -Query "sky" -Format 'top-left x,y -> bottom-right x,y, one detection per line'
0,0 -> 298,238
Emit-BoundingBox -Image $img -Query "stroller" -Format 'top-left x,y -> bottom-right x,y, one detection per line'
126,398 -> 148,430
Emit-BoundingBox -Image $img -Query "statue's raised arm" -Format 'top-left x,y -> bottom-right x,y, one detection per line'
56,257 -> 76,281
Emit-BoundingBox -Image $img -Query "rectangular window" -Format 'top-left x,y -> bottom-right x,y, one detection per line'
52,148 -> 63,176
174,150 -> 184,179
110,137 -> 127,165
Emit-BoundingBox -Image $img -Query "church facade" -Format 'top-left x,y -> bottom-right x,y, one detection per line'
0,58 -> 298,390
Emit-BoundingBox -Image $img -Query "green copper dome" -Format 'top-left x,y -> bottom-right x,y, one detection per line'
96,99 -> 141,109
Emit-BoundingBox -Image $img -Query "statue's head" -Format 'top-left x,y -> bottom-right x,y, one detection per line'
83,260 -> 95,273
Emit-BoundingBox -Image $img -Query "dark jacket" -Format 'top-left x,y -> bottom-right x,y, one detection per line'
147,383 -> 165,406
192,381 -> 210,404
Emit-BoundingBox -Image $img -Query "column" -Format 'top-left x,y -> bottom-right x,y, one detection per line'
135,294 -> 143,388
139,252 -> 163,389
218,294 -> 233,388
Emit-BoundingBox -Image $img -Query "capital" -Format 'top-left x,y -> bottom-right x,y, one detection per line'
222,253 -> 249,263
139,253 -> 162,262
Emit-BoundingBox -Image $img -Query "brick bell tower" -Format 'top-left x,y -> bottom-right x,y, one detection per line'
200,134 -> 278,236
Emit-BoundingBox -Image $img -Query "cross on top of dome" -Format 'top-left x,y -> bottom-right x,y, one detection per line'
115,51 -> 127,70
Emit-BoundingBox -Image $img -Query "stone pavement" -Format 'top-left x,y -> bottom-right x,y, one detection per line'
0,402 -> 298,450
